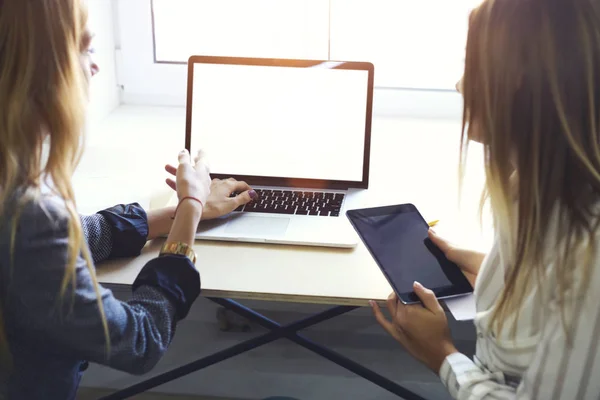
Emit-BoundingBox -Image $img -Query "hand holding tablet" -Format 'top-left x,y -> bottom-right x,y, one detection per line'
346,204 -> 473,304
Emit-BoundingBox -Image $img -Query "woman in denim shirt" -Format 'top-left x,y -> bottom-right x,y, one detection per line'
0,1 -> 256,398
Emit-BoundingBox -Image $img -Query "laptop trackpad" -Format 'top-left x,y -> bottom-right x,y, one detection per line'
225,215 -> 290,237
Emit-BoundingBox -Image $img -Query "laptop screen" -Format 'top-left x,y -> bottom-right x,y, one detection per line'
187,60 -> 372,186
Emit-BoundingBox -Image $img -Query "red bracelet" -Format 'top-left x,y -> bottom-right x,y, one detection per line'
171,196 -> 204,219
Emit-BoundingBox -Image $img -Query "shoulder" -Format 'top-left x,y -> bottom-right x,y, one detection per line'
12,194 -> 70,241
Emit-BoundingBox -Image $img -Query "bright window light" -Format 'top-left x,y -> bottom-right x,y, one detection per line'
151,0 -> 479,90
330,0 -> 479,89
152,0 -> 329,62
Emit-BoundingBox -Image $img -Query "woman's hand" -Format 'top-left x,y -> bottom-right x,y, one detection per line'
428,229 -> 485,287
172,150 -> 211,205
165,165 -> 256,220
201,178 -> 257,220
164,150 -> 211,247
370,283 -> 458,374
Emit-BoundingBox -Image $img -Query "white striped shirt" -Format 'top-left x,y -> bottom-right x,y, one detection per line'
440,235 -> 600,399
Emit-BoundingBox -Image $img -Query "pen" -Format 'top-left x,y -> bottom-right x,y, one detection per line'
428,220 -> 439,227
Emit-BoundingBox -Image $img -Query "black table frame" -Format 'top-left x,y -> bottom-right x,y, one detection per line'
100,298 -> 427,400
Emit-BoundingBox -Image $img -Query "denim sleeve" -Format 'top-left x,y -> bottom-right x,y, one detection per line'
79,203 -> 149,264
97,203 -> 149,258
9,197 -> 201,374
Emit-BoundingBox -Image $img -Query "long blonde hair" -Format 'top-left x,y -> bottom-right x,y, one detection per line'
461,0 -> 600,338
0,0 -> 109,367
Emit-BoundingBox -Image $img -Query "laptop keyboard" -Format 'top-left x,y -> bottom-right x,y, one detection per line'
234,189 -> 344,217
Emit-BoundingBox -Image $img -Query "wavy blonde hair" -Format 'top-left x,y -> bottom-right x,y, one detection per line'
461,0 -> 600,338
0,0 -> 109,368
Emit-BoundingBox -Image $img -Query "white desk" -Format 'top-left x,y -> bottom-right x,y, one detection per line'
82,106 -> 491,400
83,106 -> 491,306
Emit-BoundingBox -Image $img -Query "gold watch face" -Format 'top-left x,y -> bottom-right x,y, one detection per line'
160,242 -> 196,263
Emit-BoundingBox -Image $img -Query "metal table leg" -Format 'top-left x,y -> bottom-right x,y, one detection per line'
100,299 -> 426,400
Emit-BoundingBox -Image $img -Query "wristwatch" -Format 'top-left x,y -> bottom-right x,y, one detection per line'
159,241 -> 197,264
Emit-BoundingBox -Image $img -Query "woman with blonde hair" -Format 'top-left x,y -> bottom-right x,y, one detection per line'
0,1 -> 256,398
372,0 -> 600,398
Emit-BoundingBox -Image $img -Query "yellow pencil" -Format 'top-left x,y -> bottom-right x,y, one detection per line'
428,220 -> 440,227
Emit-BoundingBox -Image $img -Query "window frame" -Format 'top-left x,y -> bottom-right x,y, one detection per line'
115,0 -> 464,119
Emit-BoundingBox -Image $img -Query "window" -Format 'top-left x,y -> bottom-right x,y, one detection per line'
329,0 -> 474,89
152,0 -> 329,62
116,0 -> 480,114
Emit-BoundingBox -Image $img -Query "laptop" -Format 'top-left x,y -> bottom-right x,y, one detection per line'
184,56 -> 374,248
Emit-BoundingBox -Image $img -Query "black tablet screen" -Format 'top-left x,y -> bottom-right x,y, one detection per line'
347,204 -> 471,302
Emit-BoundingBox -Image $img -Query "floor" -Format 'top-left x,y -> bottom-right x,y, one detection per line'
77,389 -> 228,400
79,293 -> 476,400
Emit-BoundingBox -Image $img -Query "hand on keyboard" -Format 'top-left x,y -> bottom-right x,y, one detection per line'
199,178 -> 258,220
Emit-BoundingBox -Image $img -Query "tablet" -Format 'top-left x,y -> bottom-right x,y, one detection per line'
346,204 -> 473,304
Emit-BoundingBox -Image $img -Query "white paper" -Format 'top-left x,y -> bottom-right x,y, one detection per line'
445,294 -> 477,321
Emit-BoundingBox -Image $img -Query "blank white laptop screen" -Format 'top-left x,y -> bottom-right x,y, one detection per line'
189,63 -> 370,182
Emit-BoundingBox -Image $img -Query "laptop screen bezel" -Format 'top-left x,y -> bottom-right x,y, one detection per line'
185,55 -> 374,190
